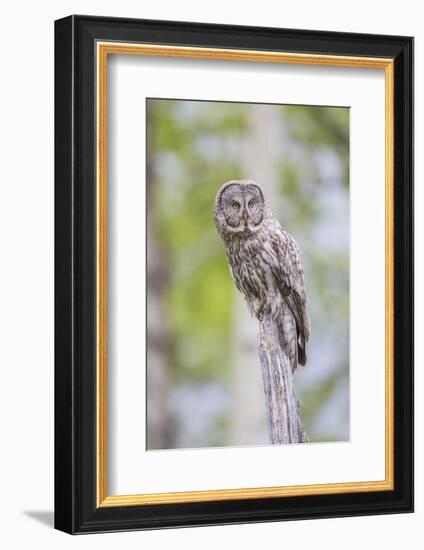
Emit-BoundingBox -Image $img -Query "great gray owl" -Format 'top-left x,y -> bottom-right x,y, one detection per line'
213,179 -> 310,371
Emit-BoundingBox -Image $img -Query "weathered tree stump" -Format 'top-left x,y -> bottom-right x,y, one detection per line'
258,313 -> 308,444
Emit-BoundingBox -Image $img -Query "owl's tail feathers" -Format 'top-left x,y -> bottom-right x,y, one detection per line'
297,342 -> 307,366
297,329 -> 307,366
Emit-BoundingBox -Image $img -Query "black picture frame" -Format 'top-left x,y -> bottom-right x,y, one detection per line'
55,14 -> 414,534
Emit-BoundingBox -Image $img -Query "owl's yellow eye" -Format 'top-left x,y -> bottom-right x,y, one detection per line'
232,201 -> 240,210
248,200 -> 254,208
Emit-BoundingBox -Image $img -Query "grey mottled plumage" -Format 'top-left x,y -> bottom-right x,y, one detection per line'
213,180 -> 310,371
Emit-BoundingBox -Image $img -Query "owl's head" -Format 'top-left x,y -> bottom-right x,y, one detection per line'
214,180 -> 266,237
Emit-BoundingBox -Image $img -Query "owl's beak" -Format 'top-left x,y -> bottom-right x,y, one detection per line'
243,211 -> 248,223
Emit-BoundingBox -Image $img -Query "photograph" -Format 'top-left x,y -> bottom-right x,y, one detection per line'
146,98 -> 350,450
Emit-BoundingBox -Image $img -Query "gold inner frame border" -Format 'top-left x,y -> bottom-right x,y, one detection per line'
96,41 -> 394,508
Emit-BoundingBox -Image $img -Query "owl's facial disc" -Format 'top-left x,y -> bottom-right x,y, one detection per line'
220,183 -> 264,232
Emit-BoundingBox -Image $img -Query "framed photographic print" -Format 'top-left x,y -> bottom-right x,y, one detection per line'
54,15 -> 414,534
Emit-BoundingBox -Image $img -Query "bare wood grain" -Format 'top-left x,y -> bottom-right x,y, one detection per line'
259,312 -> 308,444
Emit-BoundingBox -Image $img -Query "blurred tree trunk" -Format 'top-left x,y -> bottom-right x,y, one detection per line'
231,105 -> 307,445
146,104 -> 174,450
230,105 -> 281,444
231,296 -> 263,445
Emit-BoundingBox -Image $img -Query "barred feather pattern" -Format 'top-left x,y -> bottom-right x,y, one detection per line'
214,180 -> 310,372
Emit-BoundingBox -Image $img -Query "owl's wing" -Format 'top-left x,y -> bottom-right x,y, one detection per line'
269,225 -> 310,365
